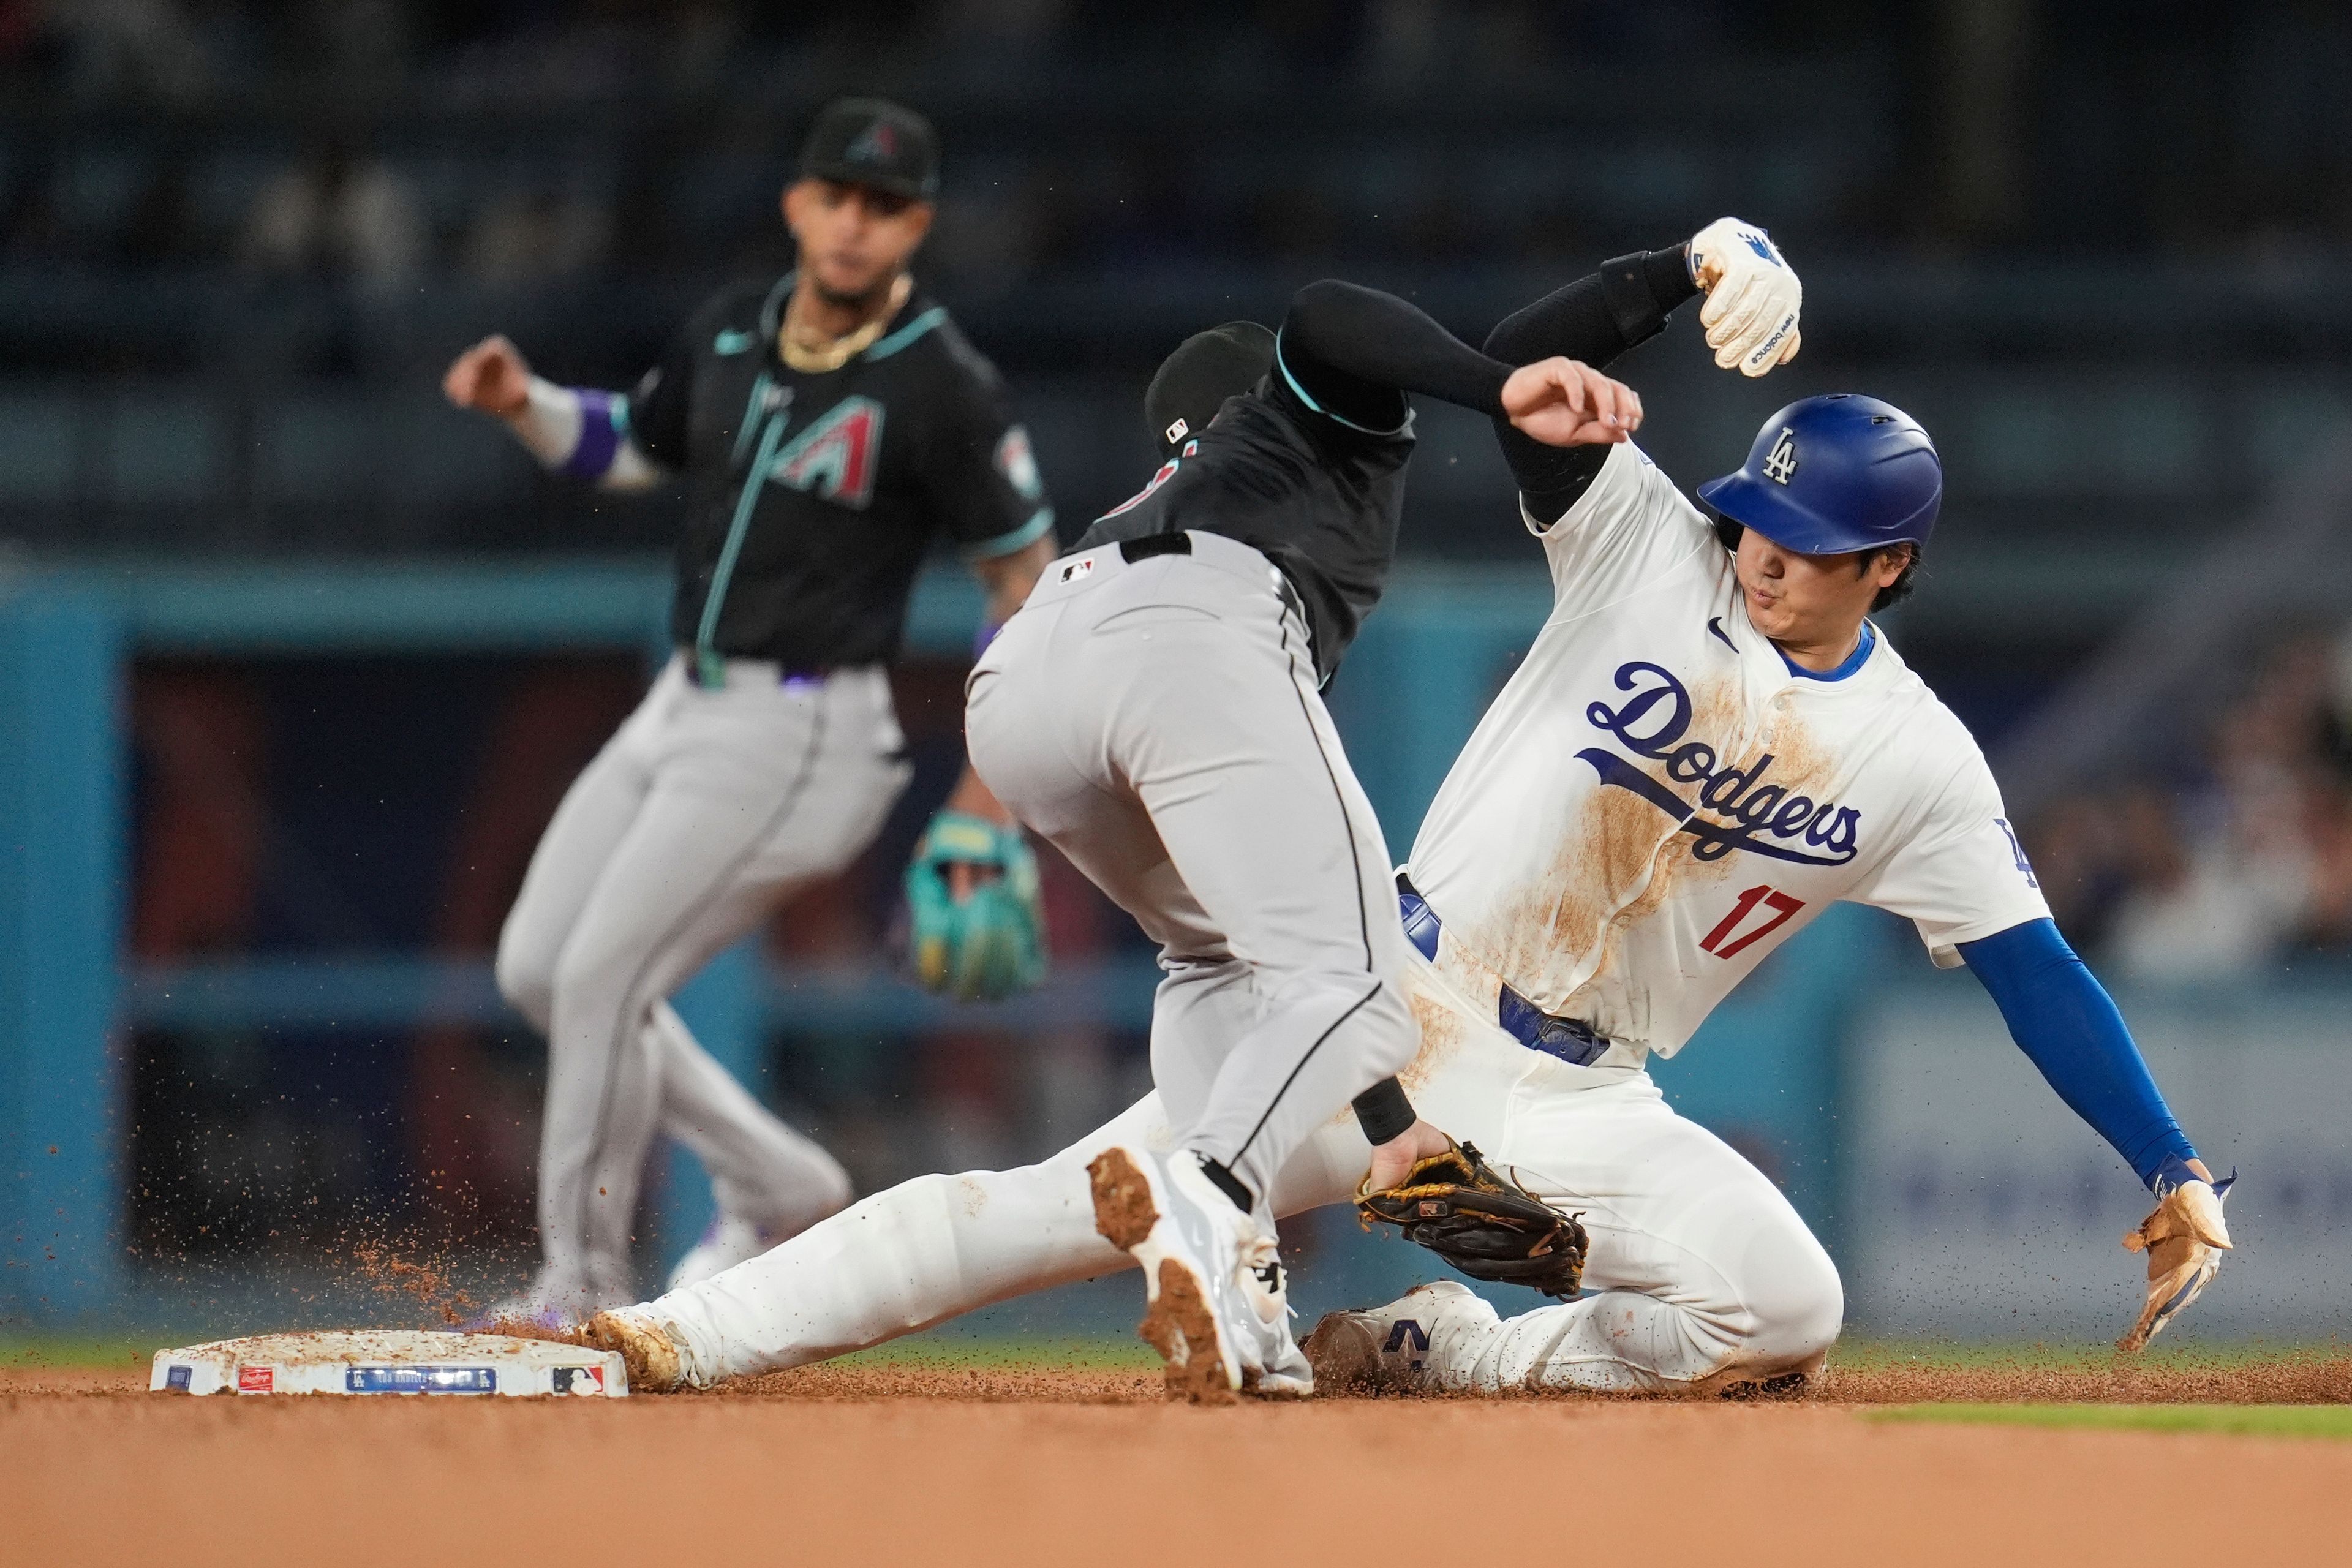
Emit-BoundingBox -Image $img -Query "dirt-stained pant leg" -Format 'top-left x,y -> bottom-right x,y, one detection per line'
636,1088 -> 1372,1383
634,957 -> 1835,1390
497,661 -> 905,1300
1390,956 -> 1845,1393
968,535 -> 1419,1207
1423,1080 -> 1845,1393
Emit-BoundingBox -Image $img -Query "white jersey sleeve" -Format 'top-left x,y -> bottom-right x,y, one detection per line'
1844,748 -> 2052,968
1525,442 -> 1718,614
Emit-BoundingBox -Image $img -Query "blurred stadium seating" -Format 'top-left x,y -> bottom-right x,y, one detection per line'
3,1 -> 2350,1338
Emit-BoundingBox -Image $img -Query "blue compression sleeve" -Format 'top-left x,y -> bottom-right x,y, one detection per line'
1958,918 -> 2195,1190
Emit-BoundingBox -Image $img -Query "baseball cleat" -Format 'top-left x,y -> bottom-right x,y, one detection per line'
1087,1144 -> 1308,1402
663,1212 -> 777,1294
1304,1280 -> 1491,1395
584,1310 -> 684,1393
1237,1253 -> 1314,1400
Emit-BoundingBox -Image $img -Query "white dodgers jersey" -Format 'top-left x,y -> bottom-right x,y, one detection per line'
1404,441 -> 2050,1063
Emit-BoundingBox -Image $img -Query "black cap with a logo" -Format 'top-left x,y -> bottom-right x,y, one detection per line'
797,97 -> 940,202
1145,322 -> 1275,458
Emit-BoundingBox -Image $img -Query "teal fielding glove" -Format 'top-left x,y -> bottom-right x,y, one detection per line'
905,810 -> 1047,1002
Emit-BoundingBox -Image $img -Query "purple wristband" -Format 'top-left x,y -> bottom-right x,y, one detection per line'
973,620 -> 1003,660
562,389 -> 624,479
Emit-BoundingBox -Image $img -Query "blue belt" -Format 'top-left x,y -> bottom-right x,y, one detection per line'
1396,875 -> 1611,1068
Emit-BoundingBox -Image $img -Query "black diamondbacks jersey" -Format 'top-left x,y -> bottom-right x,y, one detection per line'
1072,347 -> 1414,685
628,276 -> 1053,673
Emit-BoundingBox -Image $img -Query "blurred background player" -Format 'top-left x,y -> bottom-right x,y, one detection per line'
440,97 -> 1057,1324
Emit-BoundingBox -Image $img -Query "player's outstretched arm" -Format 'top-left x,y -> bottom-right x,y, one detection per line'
1274,279 -> 1625,449
442,333 -> 663,492
1483,218 -> 1800,519
1958,917 -> 2233,1350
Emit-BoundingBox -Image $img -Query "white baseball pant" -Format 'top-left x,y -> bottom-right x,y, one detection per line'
496,655 -> 910,1305
635,946 -> 1844,1393
963,531 -> 1420,1216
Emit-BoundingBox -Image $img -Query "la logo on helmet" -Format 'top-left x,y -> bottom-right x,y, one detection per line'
1762,428 -> 1800,485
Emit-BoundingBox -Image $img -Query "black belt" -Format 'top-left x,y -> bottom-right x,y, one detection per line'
1118,532 -> 1191,563
1395,873 -> 1611,1068
1116,530 -> 1308,621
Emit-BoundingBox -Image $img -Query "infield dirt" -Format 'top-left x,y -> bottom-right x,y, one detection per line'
6,1360 -> 2346,1567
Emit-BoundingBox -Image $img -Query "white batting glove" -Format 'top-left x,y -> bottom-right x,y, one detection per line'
1687,216 -> 1801,377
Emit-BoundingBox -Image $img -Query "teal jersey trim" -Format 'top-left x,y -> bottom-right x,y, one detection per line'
965,505 -> 1055,560
1273,333 -> 1411,437
865,307 -> 948,362
698,411 -> 788,685
611,394 -> 631,438
730,372 -> 773,464
713,328 -> 756,356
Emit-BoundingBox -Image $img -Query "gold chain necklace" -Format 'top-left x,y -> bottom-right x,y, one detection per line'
778,274 -> 911,374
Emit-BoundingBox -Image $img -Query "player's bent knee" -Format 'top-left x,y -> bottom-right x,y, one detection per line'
494,932 -> 555,1034
1739,1240 -> 1845,1370
546,931 -> 652,1021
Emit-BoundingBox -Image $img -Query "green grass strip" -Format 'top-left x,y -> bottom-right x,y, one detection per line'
0,1336 -> 160,1370
1871,1403 -> 2352,1439
1832,1338 -> 2345,1373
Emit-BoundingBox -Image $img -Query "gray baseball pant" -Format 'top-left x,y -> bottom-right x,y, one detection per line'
965,531 -> 1419,1210
496,655 -> 910,1302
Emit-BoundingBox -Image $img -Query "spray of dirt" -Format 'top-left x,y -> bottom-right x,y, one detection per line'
464,1319 -> 597,1350
347,1242 -> 478,1327
703,1363 -> 1163,1403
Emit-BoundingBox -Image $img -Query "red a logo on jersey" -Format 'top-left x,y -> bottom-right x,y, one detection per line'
1099,459 -> 1178,522
767,396 -> 883,509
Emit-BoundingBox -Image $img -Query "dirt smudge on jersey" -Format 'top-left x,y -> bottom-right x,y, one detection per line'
1458,672 -> 1844,1017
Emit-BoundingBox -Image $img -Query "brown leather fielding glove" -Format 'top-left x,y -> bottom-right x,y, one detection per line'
1355,1139 -> 1588,1298
2117,1173 -> 2234,1353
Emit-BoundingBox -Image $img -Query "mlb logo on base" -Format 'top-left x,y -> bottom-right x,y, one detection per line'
550,1366 -> 606,1396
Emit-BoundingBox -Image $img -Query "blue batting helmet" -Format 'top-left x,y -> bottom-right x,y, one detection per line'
1695,394 -> 1941,556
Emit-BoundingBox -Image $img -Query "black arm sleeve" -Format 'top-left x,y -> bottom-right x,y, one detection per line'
1484,246 -> 1698,522
1277,279 -> 1513,433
